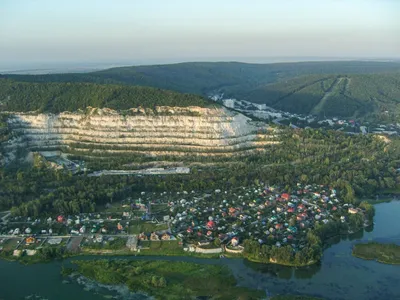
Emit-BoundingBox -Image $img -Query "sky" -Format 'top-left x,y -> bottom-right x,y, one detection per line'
1,0 -> 399,70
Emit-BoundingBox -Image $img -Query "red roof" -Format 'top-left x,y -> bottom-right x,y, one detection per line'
281,193 -> 290,200
206,221 -> 215,228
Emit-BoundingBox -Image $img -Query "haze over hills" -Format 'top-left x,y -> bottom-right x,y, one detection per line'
2,61 -> 400,121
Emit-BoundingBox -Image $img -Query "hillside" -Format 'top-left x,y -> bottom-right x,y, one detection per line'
0,79 -> 212,113
2,61 -> 400,98
1,106 -> 277,169
241,73 -> 400,121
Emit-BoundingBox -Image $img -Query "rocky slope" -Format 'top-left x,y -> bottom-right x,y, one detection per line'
3,106 -> 279,163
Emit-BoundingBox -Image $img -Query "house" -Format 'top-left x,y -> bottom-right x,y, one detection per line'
26,237 -> 35,245
161,233 -> 171,240
206,220 -> 216,229
150,232 -> 160,241
281,193 -> 290,201
26,249 -> 37,256
231,237 -> 239,247
348,208 -> 358,214
138,232 -> 148,240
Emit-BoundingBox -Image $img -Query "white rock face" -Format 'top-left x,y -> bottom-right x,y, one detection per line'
5,106 -> 279,157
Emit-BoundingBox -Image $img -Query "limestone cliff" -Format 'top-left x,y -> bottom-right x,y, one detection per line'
3,106 -> 279,161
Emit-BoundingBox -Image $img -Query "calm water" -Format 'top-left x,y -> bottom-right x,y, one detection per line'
1,201 -> 399,300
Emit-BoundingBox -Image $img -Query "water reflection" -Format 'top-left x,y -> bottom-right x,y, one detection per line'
244,259 -> 322,279
348,229 -> 364,241
365,223 -> 374,233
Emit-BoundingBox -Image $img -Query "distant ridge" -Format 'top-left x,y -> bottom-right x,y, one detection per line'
1,61 -> 400,121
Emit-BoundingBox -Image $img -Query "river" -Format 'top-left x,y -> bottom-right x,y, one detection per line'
1,201 -> 399,300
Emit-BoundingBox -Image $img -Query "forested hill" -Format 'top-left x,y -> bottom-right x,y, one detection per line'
240,73 -> 400,122
2,61 -> 400,97
0,79 -> 212,113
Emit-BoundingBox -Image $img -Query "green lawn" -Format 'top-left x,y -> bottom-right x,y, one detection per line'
129,222 -> 168,234
82,237 -> 128,250
0,238 -> 21,251
139,240 -> 183,255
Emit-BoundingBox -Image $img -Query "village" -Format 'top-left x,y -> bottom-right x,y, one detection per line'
0,183 -> 370,260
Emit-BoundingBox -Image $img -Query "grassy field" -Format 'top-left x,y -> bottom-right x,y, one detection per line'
0,238 -> 21,251
352,242 -> 400,264
69,259 -> 266,299
139,240 -> 184,255
129,221 -> 169,234
82,237 -> 128,251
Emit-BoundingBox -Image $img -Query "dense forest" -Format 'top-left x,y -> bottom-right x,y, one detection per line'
239,73 -> 400,122
0,79 -> 212,113
2,128 -> 399,218
2,61 -> 400,120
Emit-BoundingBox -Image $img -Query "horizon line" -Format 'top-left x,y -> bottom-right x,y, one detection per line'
1,57 -> 400,75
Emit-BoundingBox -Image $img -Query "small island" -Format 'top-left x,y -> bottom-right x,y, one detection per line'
352,242 -> 400,265
63,259 -> 265,300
